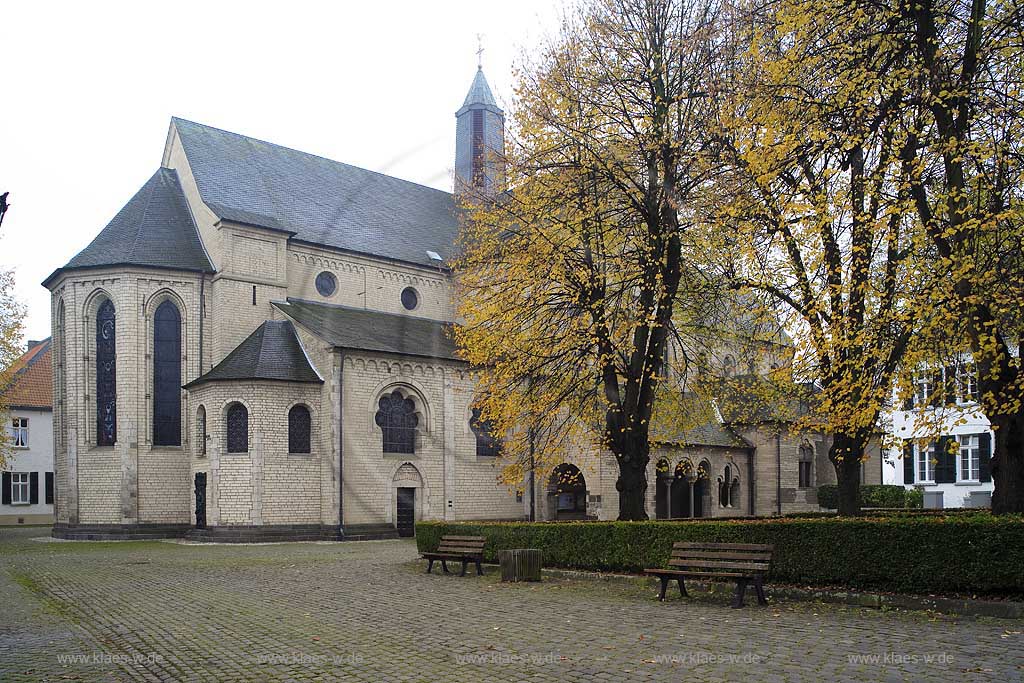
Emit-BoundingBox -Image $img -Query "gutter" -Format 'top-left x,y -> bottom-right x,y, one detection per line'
776,432 -> 782,516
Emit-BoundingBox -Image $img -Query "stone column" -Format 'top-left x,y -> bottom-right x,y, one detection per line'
120,421 -> 139,524
209,434 -> 221,526
251,432 -> 264,526
442,368 -> 457,521
67,427 -> 79,525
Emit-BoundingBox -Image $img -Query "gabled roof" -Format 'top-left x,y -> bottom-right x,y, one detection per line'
2,339 -> 52,410
171,117 -> 461,268
273,299 -> 460,361
462,68 -> 499,109
184,321 -> 322,389
43,168 -> 214,287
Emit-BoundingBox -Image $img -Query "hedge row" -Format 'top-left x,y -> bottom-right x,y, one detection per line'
816,484 -> 923,509
416,514 -> 1024,595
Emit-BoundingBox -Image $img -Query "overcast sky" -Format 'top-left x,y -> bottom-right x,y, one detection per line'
0,0 -> 564,343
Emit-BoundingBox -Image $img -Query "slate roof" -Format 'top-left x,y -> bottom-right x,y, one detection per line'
2,339 -> 52,410
650,393 -> 749,449
273,299 -> 460,361
172,118 -> 461,268
184,321 -> 322,389
44,169 -> 214,286
462,68 -> 499,108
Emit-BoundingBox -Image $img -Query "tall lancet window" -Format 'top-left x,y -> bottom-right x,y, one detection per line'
153,300 -> 182,446
96,299 -> 117,446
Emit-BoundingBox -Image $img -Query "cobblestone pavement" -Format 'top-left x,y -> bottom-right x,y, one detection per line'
2,526 -> 1022,682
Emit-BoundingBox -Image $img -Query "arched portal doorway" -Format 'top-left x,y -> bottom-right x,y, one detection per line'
671,460 -> 694,518
654,458 -> 671,519
693,460 -> 711,518
548,463 -> 587,520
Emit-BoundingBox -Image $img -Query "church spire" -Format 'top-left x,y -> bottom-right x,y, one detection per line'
455,57 -> 505,197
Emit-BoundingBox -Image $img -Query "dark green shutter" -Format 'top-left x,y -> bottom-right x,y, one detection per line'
943,365 -> 957,404
929,371 -> 944,407
979,432 -> 992,482
935,437 -> 955,483
903,440 -> 915,484
29,472 -> 39,504
45,472 -> 54,505
1,472 -> 10,505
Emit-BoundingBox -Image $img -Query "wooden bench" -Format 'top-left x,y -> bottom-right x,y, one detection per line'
421,535 -> 486,576
644,542 -> 773,608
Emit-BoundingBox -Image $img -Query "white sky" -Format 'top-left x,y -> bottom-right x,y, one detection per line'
0,0 -> 564,343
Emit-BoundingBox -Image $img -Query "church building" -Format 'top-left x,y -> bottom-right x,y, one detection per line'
44,68 -> 878,541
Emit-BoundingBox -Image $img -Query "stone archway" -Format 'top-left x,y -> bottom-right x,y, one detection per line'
694,460 -> 712,518
548,463 -> 588,521
654,458 -> 671,519
670,460 -> 694,518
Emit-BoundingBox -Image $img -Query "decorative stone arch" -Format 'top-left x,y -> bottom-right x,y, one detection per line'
669,458 -> 696,518
654,456 -> 672,519
368,380 -> 432,456
718,461 -> 741,509
694,459 -> 712,517
386,461 -> 431,524
546,463 -> 588,521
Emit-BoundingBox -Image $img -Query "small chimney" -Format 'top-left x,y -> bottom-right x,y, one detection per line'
26,340 -> 42,351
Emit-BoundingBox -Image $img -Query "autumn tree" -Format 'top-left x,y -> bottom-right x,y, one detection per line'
897,0 -> 1024,513
710,0 -> 943,515
0,197 -> 26,469
455,0 -> 726,520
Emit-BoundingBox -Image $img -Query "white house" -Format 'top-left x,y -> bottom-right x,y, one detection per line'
2,338 -> 55,524
886,361 -> 993,508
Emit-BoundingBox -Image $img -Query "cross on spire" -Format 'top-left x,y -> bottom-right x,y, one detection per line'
476,33 -> 484,70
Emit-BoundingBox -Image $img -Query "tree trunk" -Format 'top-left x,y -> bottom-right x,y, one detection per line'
615,445 -> 650,521
830,433 -> 865,516
990,413 -> 1024,514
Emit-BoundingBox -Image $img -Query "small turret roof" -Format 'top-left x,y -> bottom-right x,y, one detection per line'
462,68 -> 499,109
184,320 -> 322,388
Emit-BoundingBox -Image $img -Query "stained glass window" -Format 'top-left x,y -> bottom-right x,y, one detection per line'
315,271 -> 337,297
96,299 -> 117,446
153,301 -> 181,446
289,405 -> 311,454
470,407 -> 500,457
375,390 -> 417,454
400,287 -> 418,311
227,403 -> 248,453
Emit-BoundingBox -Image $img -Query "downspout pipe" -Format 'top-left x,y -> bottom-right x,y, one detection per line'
748,444 -> 756,516
776,431 -> 782,516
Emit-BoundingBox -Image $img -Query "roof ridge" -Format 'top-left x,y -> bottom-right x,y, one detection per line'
282,298 -> 455,325
126,171 -> 160,263
172,117 -> 455,198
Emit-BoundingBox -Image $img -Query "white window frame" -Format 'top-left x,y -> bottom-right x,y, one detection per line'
958,434 -> 980,482
10,417 -> 28,448
11,472 -> 31,504
958,364 -> 978,405
916,444 -> 935,483
913,374 -> 933,408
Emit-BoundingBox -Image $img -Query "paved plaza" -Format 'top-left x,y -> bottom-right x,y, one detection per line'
1,526 -> 1021,682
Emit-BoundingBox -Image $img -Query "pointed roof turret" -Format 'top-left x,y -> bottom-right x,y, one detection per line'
462,67 -> 499,109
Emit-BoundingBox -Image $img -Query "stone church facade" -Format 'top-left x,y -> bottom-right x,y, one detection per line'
44,68 -> 878,541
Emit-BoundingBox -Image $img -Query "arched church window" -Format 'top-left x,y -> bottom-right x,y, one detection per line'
153,300 -> 182,446
289,405 -> 312,454
729,478 -> 741,509
226,403 -> 248,453
799,443 -> 814,488
95,298 -> 117,446
470,406 -> 500,457
196,406 -> 207,456
375,390 -> 418,454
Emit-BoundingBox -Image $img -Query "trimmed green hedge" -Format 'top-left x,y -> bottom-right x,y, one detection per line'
817,484 -> 923,509
416,514 -> 1024,595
